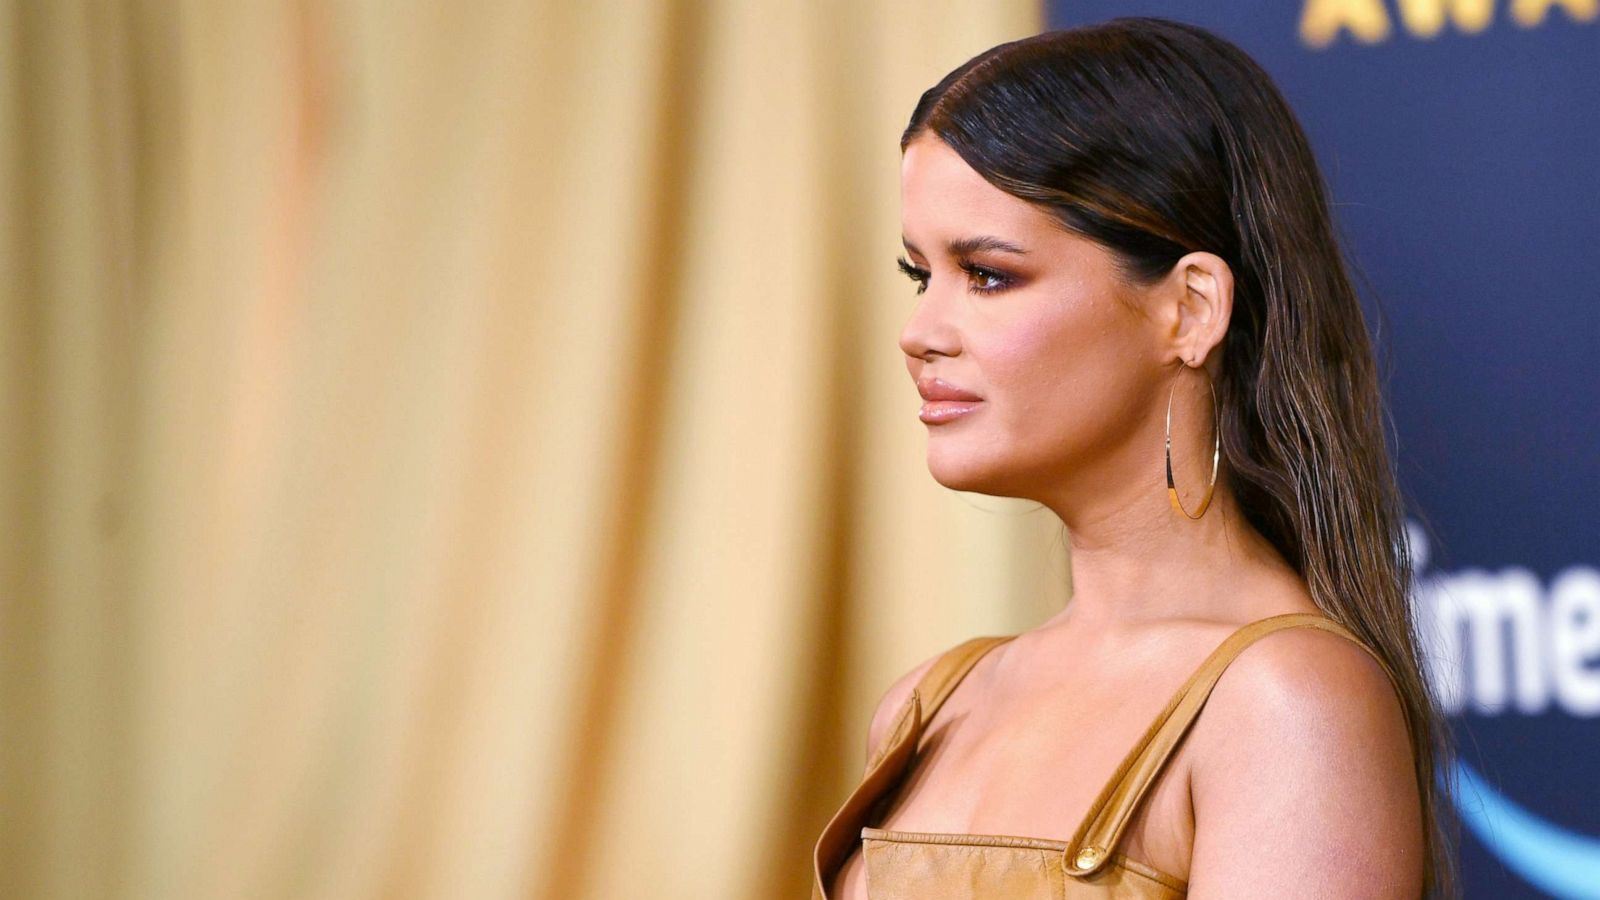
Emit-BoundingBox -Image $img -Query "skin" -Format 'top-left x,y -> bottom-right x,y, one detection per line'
825,133 -> 1422,899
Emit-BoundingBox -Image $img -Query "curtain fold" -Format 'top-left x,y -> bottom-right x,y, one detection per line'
1,2 -> 1059,898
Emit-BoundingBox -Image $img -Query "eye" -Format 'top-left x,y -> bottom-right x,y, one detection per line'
896,255 -> 1016,296
896,255 -> 929,295
960,261 -> 1014,295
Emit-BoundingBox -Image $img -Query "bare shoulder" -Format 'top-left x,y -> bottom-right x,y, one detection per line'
862,644 -> 950,767
1186,624 -> 1424,898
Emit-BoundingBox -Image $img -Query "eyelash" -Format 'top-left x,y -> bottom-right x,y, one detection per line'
895,255 -> 1014,296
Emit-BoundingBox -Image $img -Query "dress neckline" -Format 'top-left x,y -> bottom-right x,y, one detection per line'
858,826 -> 1190,892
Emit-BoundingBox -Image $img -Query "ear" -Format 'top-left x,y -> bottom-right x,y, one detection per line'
1164,251 -> 1233,369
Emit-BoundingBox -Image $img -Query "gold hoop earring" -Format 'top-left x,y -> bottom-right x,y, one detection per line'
1165,362 -> 1220,519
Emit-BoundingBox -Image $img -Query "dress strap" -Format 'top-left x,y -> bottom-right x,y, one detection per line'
869,634 -> 1014,767
915,634 -> 1016,720
1062,612 -> 1400,879
814,633 -> 1016,899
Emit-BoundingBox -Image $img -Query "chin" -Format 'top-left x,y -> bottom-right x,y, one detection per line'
924,443 -> 1010,495
923,428 -> 1050,499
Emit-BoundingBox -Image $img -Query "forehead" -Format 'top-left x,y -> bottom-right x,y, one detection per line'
900,135 -> 1056,241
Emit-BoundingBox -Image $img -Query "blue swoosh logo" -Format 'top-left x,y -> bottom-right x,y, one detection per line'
1450,759 -> 1600,899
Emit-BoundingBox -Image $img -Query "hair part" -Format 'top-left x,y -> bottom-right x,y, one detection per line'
904,18 -> 1461,899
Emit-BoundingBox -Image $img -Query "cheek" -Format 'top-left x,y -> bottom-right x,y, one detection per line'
977,305 -> 1148,445
980,309 -> 1093,415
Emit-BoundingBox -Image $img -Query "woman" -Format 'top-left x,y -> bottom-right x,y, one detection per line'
811,17 -> 1459,900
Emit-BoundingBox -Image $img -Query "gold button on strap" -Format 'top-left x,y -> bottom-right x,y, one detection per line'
1073,846 -> 1103,870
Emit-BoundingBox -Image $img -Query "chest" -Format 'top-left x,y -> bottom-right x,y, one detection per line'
827,686 -> 1201,900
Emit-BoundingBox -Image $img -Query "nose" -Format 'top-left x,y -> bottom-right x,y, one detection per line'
897,288 -> 961,361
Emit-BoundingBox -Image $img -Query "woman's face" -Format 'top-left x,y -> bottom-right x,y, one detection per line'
897,133 -> 1171,501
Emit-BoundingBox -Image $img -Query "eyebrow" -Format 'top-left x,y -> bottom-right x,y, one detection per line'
902,234 -> 1029,258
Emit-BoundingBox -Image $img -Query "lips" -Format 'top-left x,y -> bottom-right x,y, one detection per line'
915,377 -> 982,402
915,376 -> 983,425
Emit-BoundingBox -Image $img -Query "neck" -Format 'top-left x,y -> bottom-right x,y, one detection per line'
1036,476 -> 1306,636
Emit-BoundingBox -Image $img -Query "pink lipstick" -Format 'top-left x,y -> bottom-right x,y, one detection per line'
916,376 -> 983,425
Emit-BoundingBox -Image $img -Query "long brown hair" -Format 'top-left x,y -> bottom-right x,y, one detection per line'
902,17 -> 1460,899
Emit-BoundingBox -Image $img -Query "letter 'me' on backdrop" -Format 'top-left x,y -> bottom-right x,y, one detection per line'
1041,4 -> 1598,898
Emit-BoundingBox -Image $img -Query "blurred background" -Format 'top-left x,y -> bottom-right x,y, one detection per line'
1,2 -> 1594,899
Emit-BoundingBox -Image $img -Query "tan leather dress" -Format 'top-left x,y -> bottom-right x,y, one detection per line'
811,612 -> 1399,899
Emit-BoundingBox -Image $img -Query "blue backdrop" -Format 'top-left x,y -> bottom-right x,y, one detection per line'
1042,3 -> 1599,897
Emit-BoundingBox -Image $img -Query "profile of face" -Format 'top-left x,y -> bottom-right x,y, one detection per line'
897,132 -> 1230,505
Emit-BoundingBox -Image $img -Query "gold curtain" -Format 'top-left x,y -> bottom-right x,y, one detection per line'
0,1 -> 1058,898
